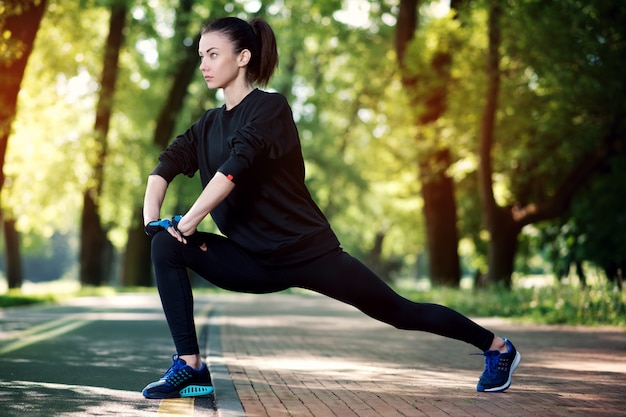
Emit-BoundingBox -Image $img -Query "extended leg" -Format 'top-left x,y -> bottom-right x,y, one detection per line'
283,248 -> 494,351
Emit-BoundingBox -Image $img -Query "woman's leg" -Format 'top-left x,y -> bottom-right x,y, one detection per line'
151,232 -> 287,358
282,248 -> 494,351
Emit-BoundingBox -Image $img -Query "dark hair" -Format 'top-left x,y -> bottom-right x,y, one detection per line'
201,17 -> 278,87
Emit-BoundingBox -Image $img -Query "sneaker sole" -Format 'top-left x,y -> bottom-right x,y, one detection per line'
143,385 -> 214,399
180,385 -> 215,397
480,351 -> 521,393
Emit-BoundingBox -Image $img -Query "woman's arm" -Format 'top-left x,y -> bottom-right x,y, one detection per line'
175,171 -> 236,236
143,174 -> 169,225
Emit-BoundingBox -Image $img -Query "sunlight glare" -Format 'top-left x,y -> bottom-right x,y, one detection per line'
56,67 -> 98,106
241,0 -> 262,14
424,0 -> 450,18
136,39 -> 159,68
131,5 -> 145,20
333,0 -> 371,28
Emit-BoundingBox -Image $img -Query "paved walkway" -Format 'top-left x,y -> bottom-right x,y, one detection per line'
206,292 -> 626,417
2,291 -> 625,416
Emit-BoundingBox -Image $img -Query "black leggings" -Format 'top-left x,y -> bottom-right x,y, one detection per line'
151,232 -> 494,355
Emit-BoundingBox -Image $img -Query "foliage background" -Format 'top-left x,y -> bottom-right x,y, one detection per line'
1,0 -> 624,297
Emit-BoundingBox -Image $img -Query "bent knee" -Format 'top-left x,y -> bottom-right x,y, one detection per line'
151,231 -> 180,258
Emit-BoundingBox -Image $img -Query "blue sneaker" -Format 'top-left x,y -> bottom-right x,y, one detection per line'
476,338 -> 521,392
142,354 -> 214,399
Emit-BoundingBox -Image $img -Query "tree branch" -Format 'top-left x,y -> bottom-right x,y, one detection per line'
513,131 -> 620,227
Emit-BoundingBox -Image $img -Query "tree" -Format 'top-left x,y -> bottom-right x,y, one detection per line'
477,0 -> 626,286
7,0 -> 620,290
395,0 -> 463,286
121,0 -> 208,286
570,156 -> 626,288
0,0 -> 48,288
80,1 -> 127,286
540,155 -> 626,289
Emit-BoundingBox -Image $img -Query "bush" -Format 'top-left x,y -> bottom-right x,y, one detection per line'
396,281 -> 626,326
0,291 -> 58,308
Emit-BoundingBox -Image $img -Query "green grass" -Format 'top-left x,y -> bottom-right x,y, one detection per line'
2,279 -> 624,327
396,282 -> 626,326
0,284 -> 155,308
0,290 -> 59,308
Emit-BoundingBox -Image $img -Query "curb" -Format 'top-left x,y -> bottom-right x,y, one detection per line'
207,309 -> 246,417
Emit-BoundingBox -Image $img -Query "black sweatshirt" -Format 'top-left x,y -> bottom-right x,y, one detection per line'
151,89 -> 340,265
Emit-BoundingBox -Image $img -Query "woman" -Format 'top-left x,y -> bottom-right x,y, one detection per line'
141,16 -> 521,399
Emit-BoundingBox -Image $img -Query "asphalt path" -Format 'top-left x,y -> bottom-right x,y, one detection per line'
3,291 -> 626,417
0,293 -> 217,417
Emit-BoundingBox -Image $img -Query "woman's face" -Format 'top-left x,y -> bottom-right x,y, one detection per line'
198,32 -> 248,90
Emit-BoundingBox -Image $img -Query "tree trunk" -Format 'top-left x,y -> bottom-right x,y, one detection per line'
0,1 -> 47,288
486,206 -> 520,287
80,2 -> 126,286
478,1 -> 523,287
120,0 -> 200,286
477,0 -> 511,286
396,0 -> 462,286
476,1 -> 619,287
420,149 -> 461,286
420,163 -> 461,287
364,228 -> 388,281
0,0 -> 48,192
3,218 -> 23,289
122,208 -> 153,286
80,192 -> 114,286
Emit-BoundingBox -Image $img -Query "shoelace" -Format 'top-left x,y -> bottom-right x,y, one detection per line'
482,351 -> 500,377
161,355 -> 191,385
471,351 -> 500,377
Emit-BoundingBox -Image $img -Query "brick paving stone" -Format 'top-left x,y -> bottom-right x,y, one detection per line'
209,292 -> 626,417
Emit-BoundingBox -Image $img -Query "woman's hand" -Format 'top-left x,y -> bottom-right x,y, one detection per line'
171,216 -> 207,251
166,172 -> 235,251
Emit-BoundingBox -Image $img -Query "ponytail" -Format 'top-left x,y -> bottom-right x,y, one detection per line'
201,17 -> 278,87
249,18 -> 278,87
